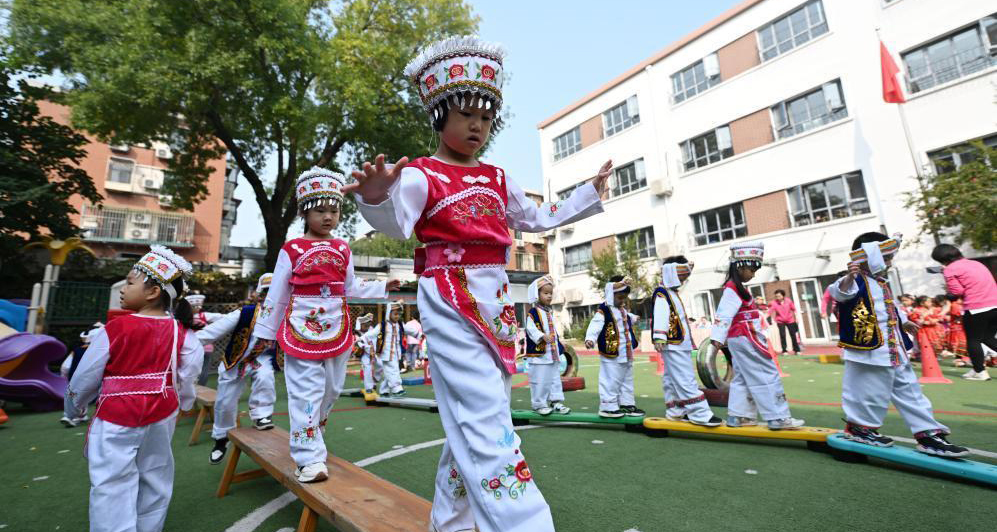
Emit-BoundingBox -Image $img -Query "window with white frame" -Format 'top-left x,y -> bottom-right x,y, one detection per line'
771,80 -> 847,140
691,203 -> 747,246
563,243 -> 592,274
927,133 -> 997,174
757,0 -> 828,62
553,127 -> 581,161
603,96 -> 640,137
681,126 -> 733,171
557,183 -> 584,201
787,171 -> 870,226
611,159 -> 647,197
108,158 -> 135,184
902,15 -> 997,94
618,226 -> 656,259
671,54 -> 720,103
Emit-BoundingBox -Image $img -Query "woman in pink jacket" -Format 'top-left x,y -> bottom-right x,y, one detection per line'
932,244 -> 997,381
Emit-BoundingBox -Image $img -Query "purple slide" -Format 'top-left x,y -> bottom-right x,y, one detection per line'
0,333 -> 68,411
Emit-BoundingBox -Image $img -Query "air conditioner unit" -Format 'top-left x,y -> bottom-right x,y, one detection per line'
80,216 -> 99,230
129,227 -> 151,240
109,143 -> 129,152
650,178 -> 673,197
559,224 -> 574,236
143,178 -> 161,190
565,289 -> 583,303
656,243 -> 672,258
155,147 -> 172,160
130,211 -> 150,224
551,292 -> 565,305
158,194 -> 174,207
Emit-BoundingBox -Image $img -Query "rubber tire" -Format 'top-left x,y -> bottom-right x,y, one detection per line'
560,376 -> 585,391
696,337 -> 733,391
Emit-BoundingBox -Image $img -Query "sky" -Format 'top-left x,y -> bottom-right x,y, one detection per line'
227,0 -> 742,246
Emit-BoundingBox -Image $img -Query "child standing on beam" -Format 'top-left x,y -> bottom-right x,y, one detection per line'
354,313 -> 377,393
524,275 -> 571,416
348,35 -> 610,532
585,275 -> 645,419
197,273 -> 279,466
830,233 -> 969,457
711,242 -> 804,430
362,300 -> 407,397
653,257 -> 722,426
253,168 -> 400,483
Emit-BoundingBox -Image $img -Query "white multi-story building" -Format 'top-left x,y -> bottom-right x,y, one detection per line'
537,0 -> 997,345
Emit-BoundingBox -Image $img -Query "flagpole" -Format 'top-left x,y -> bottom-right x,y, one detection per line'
877,28 -> 941,245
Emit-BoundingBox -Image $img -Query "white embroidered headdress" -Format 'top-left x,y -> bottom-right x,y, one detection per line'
404,35 -> 506,123
295,167 -> 345,212
729,242 -> 764,268
132,245 -> 193,300
661,261 -> 693,289
528,275 -> 554,305
849,234 -> 902,275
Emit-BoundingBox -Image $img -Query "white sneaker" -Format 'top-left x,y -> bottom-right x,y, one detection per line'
961,369 -> 978,379
551,402 -> 571,414
534,406 -> 553,416
59,416 -> 77,427
767,417 -> 805,430
296,462 -> 328,483
60,414 -> 88,427
964,369 -> 992,381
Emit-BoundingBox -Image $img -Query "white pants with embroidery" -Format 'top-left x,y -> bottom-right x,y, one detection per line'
842,360 -> 948,434
526,361 -> 560,410
726,336 -> 791,420
285,354 -> 347,467
658,346 -> 715,423
87,412 -> 177,532
378,355 -> 403,394
211,354 -> 276,440
598,356 -> 634,411
420,279 -> 554,532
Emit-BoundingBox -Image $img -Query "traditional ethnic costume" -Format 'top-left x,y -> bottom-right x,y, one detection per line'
253,167 -> 388,482
585,281 -> 643,418
829,236 -> 968,456
652,262 -> 720,426
354,313 -> 378,392
197,273 -> 278,465
524,275 -> 569,415
64,246 -> 203,532
354,35 -> 604,532
711,242 -> 803,429
361,301 -> 407,396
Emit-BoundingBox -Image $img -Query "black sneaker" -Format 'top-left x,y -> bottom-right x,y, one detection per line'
254,416 -> 274,431
691,415 -> 724,427
209,438 -> 229,465
598,409 -> 625,418
621,405 -> 645,417
394,390 -> 407,397
844,424 -> 894,447
916,434 -> 970,458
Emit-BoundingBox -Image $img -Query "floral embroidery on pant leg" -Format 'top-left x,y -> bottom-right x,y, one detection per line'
448,460 -> 467,499
480,459 -> 533,500
291,424 -> 318,444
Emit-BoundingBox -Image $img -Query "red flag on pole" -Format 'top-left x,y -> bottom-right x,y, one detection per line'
880,41 -> 906,103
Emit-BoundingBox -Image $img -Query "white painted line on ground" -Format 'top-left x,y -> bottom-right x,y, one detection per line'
57,450 -> 69,454
226,426 -> 543,532
33,476 -> 49,481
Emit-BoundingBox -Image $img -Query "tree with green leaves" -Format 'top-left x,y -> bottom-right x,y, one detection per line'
904,141 -> 997,251
350,231 -> 421,259
587,237 -> 658,302
5,0 -> 478,268
0,54 -> 102,259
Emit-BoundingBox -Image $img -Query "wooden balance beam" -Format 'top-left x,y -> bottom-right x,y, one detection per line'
188,384 -> 241,445
217,427 -> 431,532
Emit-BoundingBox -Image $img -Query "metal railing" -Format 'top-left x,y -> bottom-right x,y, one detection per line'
907,45 -> 995,93
80,204 -> 196,247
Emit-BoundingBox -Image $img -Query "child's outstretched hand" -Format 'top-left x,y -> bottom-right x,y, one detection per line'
590,160 -> 613,198
345,154 -> 410,205
386,279 -> 402,291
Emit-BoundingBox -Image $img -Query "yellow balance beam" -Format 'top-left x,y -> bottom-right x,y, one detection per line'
643,417 -> 838,442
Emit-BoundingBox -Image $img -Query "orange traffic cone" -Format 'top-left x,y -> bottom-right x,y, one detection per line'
917,342 -> 952,384
423,359 -> 432,385
655,352 -> 664,376
0,407 -> 8,425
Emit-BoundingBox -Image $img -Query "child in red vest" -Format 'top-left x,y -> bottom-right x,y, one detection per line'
64,245 -> 204,532
253,167 -> 399,483
348,36 -> 610,532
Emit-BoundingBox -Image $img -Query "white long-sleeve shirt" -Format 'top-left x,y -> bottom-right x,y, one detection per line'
829,275 -> 912,367
64,315 -> 204,418
585,306 -> 639,364
709,288 -> 746,344
362,321 -> 405,362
